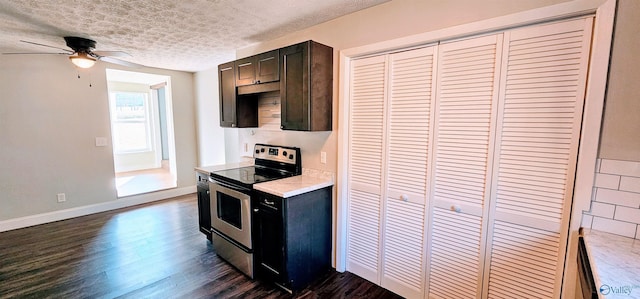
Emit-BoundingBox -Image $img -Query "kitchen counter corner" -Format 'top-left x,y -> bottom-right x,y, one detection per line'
582,229 -> 640,298
254,169 -> 334,198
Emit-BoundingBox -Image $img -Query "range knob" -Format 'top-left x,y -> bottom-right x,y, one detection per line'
255,149 -> 260,154
260,148 -> 265,153
289,154 -> 294,159
282,151 -> 288,157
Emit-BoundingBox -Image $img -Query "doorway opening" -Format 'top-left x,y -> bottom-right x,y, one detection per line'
106,69 -> 177,197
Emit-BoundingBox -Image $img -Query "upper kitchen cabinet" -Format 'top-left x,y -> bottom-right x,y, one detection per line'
218,62 -> 236,127
235,49 -> 280,86
217,41 -> 332,130
219,61 -> 258,128
280,41 -> 333,131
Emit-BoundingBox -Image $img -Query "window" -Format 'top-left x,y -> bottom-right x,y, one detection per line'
110,92 -> 152,153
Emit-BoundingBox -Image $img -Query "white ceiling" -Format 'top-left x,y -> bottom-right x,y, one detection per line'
0,0 -> 389,72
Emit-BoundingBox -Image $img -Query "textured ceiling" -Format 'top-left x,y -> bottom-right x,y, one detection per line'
0,0 -> 389,72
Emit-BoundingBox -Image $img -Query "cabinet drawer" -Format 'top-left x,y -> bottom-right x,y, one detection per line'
257,194 -> 282,211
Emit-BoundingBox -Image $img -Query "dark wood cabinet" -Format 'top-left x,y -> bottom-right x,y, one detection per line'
219,62 -> 236,127
235,49 -> 280,86
196,172 -> 212,240
253,187 -> 332,293
280,41 -> 333,131
217,41 -> 332,130
218,61 -> 258,128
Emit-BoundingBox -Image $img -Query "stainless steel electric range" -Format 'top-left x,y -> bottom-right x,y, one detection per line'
208,143 -> 301,278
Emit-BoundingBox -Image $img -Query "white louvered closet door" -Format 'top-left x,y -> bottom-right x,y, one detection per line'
382,47 -> 436,299
346,55 -> 387,284
428,34 -> 503,299
484,18 -> 594,299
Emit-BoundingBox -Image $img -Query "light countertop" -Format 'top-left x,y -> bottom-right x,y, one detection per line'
254,168 -> 334,198
583,229 -> 640,298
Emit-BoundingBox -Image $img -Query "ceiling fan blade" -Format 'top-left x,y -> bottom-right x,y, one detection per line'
20,40 -> 74,53
2,52 -> 70,55
99,56 -> 145,68
93,50 -> 132,58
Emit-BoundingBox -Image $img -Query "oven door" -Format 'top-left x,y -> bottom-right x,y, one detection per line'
209,180 -> 253,250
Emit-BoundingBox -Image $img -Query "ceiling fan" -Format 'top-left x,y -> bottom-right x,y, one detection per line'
3,36 -> 144,69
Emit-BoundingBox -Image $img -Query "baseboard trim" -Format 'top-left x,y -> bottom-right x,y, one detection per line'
0,186 -> 196,232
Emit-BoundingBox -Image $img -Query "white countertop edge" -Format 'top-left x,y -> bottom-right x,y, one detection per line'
254,179 -> 333,198
254,168 -> 335,198
582,231 -> 604,298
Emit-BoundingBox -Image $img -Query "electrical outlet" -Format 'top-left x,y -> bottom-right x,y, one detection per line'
95,137 -> 107,147
321,151 -> 327,164
244,143 -> 248,153
57,193 -> 66,203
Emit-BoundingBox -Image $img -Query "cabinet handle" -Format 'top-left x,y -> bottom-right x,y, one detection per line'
400,194 -> 409,202
231,124 -> 236,128
253,208 -> 259,212
206,191 -> 210,195
256,80 -> 261,84
280,125 -> 284,129
264,199 -> 275,205
451,205 -> 461,213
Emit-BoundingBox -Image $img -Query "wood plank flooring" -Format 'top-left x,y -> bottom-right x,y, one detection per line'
0,194 -> 402,299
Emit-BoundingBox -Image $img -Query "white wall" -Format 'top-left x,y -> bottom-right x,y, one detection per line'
0,55 -> 197,221
194,68 -> 226,166
598,0 -> 640,161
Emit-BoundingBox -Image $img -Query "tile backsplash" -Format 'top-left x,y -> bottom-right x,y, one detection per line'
582,159 -> 640,239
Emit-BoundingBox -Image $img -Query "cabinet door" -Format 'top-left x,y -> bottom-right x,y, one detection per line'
236,50 -> 280,86
197,186 -> 211,236
381,46 -> 436,299
428,34 -> 503,299
484,18 -> 594,299
256,50 -> 279,84
254,198 -> 284,282
280,41 -> 332,131
280,42 -> 309,130
235,56 -> 256,86
219,61 -> 237,127
346,54 -> 387,284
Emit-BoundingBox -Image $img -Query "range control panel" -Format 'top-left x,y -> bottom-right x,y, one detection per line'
254,144 -> 299,165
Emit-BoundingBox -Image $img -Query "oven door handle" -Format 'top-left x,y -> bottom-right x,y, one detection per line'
210,178 -> 252,193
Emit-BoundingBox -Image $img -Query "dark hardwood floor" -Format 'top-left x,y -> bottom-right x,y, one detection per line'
0,194 -> 402,299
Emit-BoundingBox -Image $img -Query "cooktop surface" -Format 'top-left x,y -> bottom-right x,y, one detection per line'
210,166 -> 293,187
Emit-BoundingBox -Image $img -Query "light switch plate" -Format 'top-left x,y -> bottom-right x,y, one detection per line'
321,151 -> 327,164
95,137 -> 108,147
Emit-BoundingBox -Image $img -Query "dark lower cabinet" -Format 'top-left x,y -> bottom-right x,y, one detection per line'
196,172 -> 212,240
253,186 -> 332,293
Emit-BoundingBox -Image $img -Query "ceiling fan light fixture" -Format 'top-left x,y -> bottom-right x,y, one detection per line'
69,52 -> 96,68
